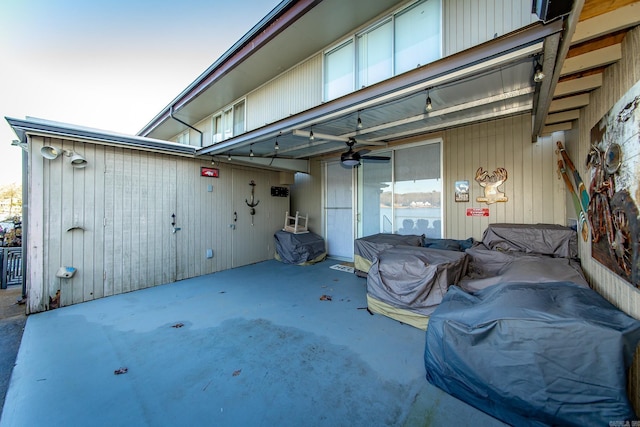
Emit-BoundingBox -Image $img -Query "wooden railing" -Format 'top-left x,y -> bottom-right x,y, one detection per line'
1,247 -> 22,289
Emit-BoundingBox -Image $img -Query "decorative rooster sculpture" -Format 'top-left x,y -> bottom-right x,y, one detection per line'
475,167 -> 509,204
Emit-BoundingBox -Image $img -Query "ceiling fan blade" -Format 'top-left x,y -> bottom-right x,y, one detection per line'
361,155 -> 390,162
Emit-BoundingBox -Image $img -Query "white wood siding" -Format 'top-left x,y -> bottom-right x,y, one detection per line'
443,0 -> 537,56
291,159 -> 324,236
27,137 -> 288,313
246,54 -> 323,131
443,114 -> 566,241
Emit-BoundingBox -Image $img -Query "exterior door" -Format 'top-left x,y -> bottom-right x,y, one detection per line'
324,161 -> 354,260
232,168 -> 267,267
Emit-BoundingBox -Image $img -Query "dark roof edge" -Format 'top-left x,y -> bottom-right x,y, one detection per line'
136,0 -> 315,138
6,117 -> 196,156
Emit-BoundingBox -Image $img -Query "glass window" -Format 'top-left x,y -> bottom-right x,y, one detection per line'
223,108 -> 233,140
357,19 -> 393,88
176,130 -> 189,145
395,0 -> 441,75
233,100 -> 245,135
212,115 -> 222,143
358,142 -> 442,238
324,40 -> 354,101
359,152 -> 393,236
393,143 -> 441,237
323,0 -> 441,100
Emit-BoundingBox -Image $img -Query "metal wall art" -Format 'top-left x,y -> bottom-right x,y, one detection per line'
588,79 -> 640,287
475,167 -> 508,204
245,180 -> 260,226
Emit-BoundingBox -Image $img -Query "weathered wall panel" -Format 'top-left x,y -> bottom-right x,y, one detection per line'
443,113 -> 566,241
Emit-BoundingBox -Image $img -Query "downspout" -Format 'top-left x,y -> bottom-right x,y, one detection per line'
170,105 -> 203,147
20,147 -> 27,301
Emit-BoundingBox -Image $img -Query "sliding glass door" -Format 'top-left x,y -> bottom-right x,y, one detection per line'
357,140 -> 442,238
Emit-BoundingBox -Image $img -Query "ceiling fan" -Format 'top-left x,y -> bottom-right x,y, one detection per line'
341,137 -> 390,167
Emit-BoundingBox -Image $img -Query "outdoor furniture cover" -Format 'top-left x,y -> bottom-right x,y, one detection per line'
481,223 -> 578,258
425,282 -> 640,427
354,233 -> 423,275
459,247 -> 588,292
460,223 -> 586,292
366,246 -> 468,330
274,230 -> 326,265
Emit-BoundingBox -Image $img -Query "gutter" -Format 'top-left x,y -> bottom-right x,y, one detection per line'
5,116 -> 196,156
137,0 -> 321,137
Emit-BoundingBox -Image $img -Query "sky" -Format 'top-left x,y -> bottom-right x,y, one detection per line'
0,0 -> 282,186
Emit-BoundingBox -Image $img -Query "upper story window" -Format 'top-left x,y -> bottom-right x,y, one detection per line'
324,0 -> 441,101
212,99 -> 246,144
176,130 -> 189,145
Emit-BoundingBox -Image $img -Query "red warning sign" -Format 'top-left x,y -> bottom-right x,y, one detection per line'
466,208 -> 489,217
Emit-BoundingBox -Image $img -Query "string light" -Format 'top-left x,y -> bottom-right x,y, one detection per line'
425,90 -> 433,113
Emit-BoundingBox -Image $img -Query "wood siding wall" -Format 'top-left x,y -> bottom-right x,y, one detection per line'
247,55 -> 323,131
290,159 -> 324,236
291,113 -> 565,244
443,0 -> 537,56
27,136 -> 288,313
555,25 -> 640,413
569,25 -> 640,319
443,114 -> 566,240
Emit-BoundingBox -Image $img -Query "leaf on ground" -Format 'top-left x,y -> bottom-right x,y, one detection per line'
320,294 -> 332,301
232,369 -> 242,377
114,367 -> 128,375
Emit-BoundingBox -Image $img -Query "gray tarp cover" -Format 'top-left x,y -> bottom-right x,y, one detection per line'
274,230 -> 326,264
482,223 -> 578,258
354,233 -> 423,264
460,247 -> 588,292
367,246 -> 467,316
425,282 -> 640,426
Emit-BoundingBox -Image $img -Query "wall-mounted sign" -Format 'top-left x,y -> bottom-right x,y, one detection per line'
455,180 -> 469,202
466,208 -> 489,217
271,186 -> 289,197
475,167 -> 508,204
201,167 -> 219,178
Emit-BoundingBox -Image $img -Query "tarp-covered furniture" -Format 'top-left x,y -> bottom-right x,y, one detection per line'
460,223 -> 586,292
481,222 -> 578,258
425,282 -> 640,426
367,246 -> 468,330
354,233 -> 423,276
274,230 -> 326,265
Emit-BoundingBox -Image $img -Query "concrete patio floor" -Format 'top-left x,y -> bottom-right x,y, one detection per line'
0,260 -> 506,426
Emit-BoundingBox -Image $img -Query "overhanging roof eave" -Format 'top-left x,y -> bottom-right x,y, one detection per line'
136,0 -> 313,138
6,117 -> 196,156
197,20 -> 562,157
